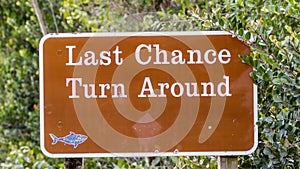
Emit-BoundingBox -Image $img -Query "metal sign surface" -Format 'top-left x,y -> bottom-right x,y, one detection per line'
39,31 -> 257,158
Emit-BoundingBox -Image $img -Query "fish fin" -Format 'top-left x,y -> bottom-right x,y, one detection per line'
74,142 -> 78,148
49,133 -> 58,145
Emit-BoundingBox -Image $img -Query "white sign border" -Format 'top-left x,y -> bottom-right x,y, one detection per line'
39,31 -> 258,158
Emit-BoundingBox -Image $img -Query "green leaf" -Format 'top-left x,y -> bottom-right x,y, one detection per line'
273,94 -> 282,103
272,78 -> 281,84
245,31 -> 251,40
265,116 -> 273,123
263,147 -> 272,155
117,159 -> 125,168
156,11 -> 166,17
202,21 -> 211,27
279,149 -> 288,157
219,18 -> 225,26
238,28 -> 244,36
151,157 -> 161,166
238,0 -> 243,6
284,25 -> 292,33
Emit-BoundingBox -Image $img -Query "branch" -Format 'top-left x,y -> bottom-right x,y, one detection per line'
32,0 -> 47,35
47,0 -> 58,33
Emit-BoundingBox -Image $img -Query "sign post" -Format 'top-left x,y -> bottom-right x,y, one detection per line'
39,31 -> 257,158
218,156 -> 238,169
64,158 -> 83,169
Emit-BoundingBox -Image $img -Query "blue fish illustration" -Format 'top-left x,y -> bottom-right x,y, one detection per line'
49,132 -> 88,148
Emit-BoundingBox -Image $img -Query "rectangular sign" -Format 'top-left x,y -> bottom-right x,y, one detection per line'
39,31 -> 257,158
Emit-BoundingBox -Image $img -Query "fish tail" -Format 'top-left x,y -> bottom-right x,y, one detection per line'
49,133 -> 59,145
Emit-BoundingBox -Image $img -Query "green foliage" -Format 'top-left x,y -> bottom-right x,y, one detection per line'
83,156 -> 216,169
59,0 -> 193,32
186,0 -> 300,168
0,141 -> 64,169
0,0 -> 299,168
0,0 -> 40,161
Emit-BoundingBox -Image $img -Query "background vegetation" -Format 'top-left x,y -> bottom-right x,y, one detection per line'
0,0 -> 299,168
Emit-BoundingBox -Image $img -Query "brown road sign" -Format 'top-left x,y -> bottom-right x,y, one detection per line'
39,31 -> 257,158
